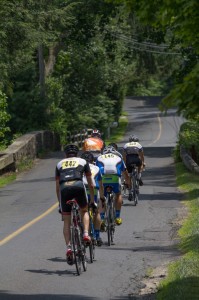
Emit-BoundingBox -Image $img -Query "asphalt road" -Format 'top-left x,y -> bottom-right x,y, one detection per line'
0,96 -> 185,300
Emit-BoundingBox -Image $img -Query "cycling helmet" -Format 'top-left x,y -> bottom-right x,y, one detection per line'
129,135 -> 139,142
91,129 -> 101,138
64,144 -> 79,156
103,145 -> 117,155
81,151 -> 94,163
108,142 -> 118,150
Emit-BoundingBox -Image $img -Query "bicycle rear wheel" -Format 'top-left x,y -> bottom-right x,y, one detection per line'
106,206 -> 111,246
110,203 -> 115,244
72,227 -> 82,275
88,215 -> 95,263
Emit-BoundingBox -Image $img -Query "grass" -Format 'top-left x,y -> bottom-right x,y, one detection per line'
157,162 -> 199,300
0,158 -> 34,188
105,112 -> 128,144
0,172 -> 16,188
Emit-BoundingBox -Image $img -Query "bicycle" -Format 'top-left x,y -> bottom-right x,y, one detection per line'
104,185 -> 116,246
66,199 -> 87,275
128,164 -> 139,205
88,204 -> 96,263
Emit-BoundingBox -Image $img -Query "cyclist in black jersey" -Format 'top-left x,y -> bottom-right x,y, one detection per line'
55,144 -> 95,264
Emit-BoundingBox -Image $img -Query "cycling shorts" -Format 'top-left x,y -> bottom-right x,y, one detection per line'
102,174 -> 121,196
60,180 -> 88,214
126,154 -> 142,173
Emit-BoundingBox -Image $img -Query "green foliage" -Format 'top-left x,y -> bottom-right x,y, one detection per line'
0,91 -> 11,149
157,162 -> 199,300
178,121 -> 199,164
107,0 -> 199,118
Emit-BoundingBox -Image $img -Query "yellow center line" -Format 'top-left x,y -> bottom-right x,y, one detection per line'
146,114 -> 162,146
0,202 -> 58,246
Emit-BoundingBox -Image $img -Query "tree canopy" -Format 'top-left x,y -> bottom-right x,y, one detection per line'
106,0 -> 199,119
0,0 -> 198,148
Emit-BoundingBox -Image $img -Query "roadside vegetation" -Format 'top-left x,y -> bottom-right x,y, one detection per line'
1,0 -> 198,150
157,162 -> 199,300
156,119 -> 199,300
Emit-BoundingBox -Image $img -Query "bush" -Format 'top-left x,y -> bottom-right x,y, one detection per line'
177,120 -> 199,164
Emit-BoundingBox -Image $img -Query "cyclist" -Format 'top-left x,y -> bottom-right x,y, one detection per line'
123,135 -> 145,200
55,144 -> 95,265
108,142 -> 123,158
96,146 -> 130,226
82,129 -> 105,161
81,151 -> 106,246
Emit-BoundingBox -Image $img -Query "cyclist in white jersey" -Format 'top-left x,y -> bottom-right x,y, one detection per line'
123,135 -> 145,196
81,151 -> 105,246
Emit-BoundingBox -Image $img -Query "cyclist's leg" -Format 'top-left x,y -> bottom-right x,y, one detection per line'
60,184 -> 73,262
89,189 -> 103,245
60,185 -> 72,242
74,181 -> 91,243
136,158 -> 143,185
112,178 -> 123,225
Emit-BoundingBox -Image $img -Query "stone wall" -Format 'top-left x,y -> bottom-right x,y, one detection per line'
180,145 -> 199,174
0,130 -> 60,174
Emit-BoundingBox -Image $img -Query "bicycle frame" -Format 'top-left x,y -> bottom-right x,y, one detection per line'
66,199 -> 87,275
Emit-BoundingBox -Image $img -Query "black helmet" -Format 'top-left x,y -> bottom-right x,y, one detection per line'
91,129 -> 101,138
81,151 -> 94,163
64,144 -> 79,156
129,135 -> 139,142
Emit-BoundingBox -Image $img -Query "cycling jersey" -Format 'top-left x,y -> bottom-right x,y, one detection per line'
123,141 -> 143,155
96,153 -> 127,195
82,137 -> 105,152
55,157 -> 91,183
83,163 -> 102,189
83,163 -> 102,203
96,153 -> 126,176
55,157 -> 91,214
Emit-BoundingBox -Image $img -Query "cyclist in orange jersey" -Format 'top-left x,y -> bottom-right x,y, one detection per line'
82,129 -> 105,161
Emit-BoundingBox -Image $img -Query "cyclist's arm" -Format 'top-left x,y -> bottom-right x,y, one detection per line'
55,178 -> 60,202
122,169 -> 130,187
86,174 -> 95,204
99,179 -> 105,200
55,167 -> 61,203
139,150 -> 145,165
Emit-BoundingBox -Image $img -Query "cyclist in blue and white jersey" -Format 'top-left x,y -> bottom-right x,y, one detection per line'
96,146 -> 130,226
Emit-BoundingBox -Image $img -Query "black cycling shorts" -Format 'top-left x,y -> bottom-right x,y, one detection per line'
126,155 -> 142,173
60,180 -> 88,214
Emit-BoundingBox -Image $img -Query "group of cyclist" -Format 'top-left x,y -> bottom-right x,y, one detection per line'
55,129 -> 145,265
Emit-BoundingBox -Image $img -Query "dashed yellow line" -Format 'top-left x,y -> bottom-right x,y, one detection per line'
147,114 -> 162,146
0,203 -> 58,246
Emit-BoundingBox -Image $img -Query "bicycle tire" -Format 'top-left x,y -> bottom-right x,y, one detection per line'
88,212 -> 95,263
81,240 -> 87,272
72,227 -> 82,275
106,206 -> 111,246
110,203 -> 115,244
78,222 -> 87,271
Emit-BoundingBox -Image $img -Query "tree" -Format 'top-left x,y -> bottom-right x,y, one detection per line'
106,0 -> 199,118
